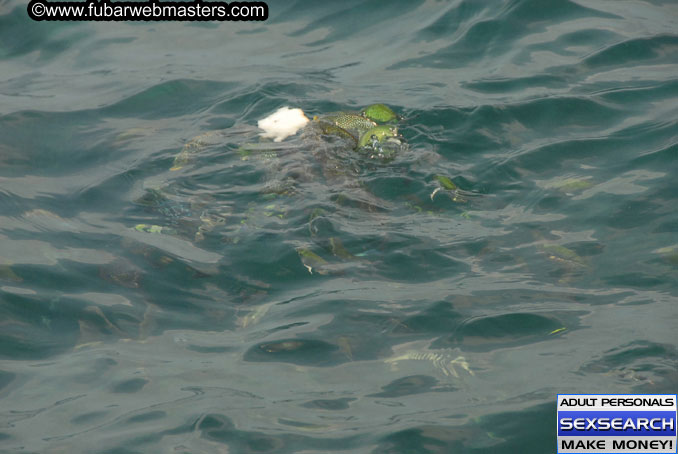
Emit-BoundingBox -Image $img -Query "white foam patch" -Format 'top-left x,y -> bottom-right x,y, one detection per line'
258,107 -> 309,142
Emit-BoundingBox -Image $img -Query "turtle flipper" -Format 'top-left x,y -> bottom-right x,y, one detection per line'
171,131 -> 223,171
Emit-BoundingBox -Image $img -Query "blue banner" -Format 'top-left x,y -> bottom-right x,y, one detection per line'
558,411 -> 676,437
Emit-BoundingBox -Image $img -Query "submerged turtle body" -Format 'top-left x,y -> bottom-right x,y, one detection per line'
133,104 -> 408,273
133,185 -> 230,242
314,122 -> 359,148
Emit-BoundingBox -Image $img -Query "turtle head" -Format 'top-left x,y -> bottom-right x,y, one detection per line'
357,125 -> 405,161
361,104 -> 398,123
358,125 -> 398,148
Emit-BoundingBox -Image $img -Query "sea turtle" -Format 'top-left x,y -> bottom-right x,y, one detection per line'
138,105 -> 399,215
128,104 -> 459,276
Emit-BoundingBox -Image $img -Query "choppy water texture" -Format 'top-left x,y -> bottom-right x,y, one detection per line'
1,0 -> 677,452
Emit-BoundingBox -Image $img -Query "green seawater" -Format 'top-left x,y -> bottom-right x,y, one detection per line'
1,0 -> 677,452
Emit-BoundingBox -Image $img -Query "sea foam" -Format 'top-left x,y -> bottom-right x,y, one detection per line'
258,107 -> 309,142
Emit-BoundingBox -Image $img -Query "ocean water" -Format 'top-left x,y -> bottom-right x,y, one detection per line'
1,0 -> 677,452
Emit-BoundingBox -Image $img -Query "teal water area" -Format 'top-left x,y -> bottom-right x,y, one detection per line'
1,0 -> 677,452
